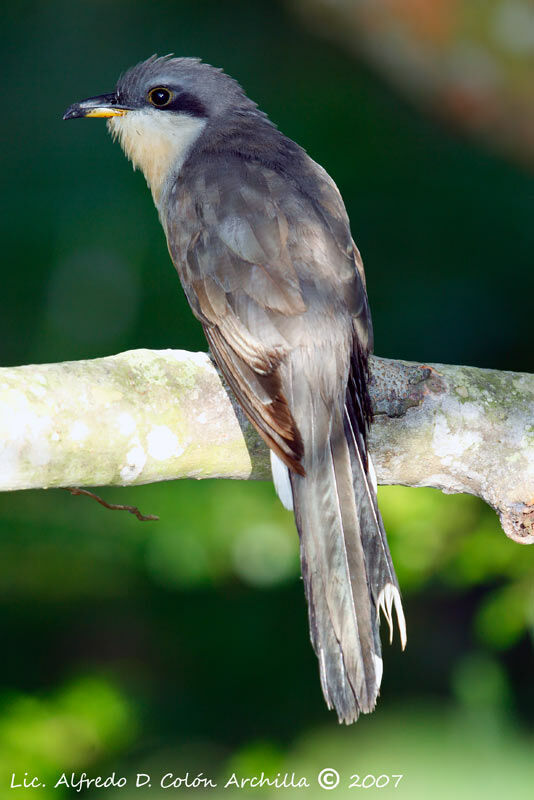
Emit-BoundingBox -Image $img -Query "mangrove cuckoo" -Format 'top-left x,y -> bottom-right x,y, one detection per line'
64,55 -> 406,723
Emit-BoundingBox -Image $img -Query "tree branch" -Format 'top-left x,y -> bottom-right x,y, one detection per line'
1,349 -> 532,544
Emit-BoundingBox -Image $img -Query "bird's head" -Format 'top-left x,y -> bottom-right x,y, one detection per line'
63,55 -> 252,202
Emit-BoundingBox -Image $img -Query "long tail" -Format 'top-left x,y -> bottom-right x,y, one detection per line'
279,385 -> 406,723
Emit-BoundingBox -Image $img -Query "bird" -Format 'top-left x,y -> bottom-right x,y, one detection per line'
63,55 -> 406,724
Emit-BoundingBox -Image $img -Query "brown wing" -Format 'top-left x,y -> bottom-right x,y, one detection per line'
205,325 -> 305,473
163,154 -> 371,474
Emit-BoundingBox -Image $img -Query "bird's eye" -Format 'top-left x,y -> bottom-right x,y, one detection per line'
148,87 -> 172,108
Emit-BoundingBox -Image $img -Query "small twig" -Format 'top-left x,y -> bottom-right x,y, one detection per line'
64,487 -> 159,522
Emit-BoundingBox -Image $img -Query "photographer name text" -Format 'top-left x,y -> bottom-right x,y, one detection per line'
10,770 -> 404,792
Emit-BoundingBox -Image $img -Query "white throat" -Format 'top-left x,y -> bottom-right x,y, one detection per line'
108,109 -> 206,204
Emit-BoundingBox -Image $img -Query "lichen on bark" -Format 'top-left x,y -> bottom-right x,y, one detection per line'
0,349 -> 533,544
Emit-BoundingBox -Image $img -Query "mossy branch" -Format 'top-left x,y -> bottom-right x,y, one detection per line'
1,348 -> 533,544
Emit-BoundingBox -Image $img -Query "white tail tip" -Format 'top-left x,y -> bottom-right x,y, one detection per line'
373,653 -> 384,691
270,450 -> 294,511
377,583 -> 407,650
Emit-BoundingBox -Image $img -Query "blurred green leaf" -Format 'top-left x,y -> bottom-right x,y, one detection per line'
475,580 -> 534,649
0,676 -> 137,798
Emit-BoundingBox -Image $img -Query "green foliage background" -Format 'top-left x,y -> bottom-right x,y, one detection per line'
0,1 -> 532,797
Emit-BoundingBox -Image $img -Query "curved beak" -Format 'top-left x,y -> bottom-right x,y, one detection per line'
63,93 -> 131,120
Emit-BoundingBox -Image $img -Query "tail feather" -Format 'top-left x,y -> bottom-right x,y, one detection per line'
344,401 -> 406,649
268,343 -> 405,723
292,439 -> 374,720
284,399 -> 405,723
